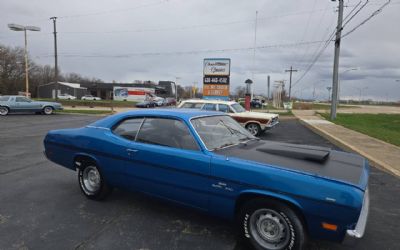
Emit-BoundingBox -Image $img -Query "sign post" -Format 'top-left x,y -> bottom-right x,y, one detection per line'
203,58 -> 231,100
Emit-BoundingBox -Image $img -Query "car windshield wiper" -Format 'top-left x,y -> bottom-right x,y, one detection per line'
213,143 -> 236,150
219,120 -> 254,141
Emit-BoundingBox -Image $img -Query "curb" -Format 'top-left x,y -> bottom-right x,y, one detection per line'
297,118 -> 400,178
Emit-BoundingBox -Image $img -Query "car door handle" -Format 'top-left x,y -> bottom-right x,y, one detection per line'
126,149 -> 138,153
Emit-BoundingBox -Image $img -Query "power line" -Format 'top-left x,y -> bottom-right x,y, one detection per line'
33,40 -> 325,58
342,0 -> 370,29
58,0 -> 170,19
342,0 -> 391,38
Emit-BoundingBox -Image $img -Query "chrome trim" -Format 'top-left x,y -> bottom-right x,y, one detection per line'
346,188 -> 369,238
86,125 -> 110,131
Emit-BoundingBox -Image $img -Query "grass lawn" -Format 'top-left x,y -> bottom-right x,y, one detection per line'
56,109 -> 113,115
319,113 -> 400,146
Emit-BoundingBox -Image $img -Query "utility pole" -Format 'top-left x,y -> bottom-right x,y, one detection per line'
267,75 -> 270,100
251,11 -> 258,100
50,17 -> 59,100
285,66 -> 298,100
330,0 -> 344,120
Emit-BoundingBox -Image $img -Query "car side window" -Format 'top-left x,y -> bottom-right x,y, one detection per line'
15,97 -> 30,102
113,118 -> 144,141
181,102 -> 194,108
202,103 -> 217,111
136,118 -> 199,151
218,104 -> 231,113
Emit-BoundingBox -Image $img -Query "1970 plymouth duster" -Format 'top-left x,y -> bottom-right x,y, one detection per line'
44,109 -> 369,250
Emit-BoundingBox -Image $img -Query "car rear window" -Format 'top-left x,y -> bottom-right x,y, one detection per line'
113,118 -> 144,141
0,97 -> 10,101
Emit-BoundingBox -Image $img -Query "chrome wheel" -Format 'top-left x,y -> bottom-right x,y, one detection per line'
246,123 -> 260,136
81,166 -> 101,195
0,107 -> 9,116
249,209 -> 290,250
43,106 -> 53,115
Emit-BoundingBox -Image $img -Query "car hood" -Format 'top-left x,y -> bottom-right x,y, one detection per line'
214,140 -> 369,190
232,111 -> 278,119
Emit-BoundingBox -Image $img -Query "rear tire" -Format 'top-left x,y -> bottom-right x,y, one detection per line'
78,163 -> 112,200
0,106 -> 9,116
42,106 -> 54,115
237,199 -> 307,250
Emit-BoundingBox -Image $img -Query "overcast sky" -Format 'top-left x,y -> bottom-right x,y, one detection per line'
1,0 -> 399,101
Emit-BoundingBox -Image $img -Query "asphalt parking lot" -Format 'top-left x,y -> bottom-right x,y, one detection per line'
0,114 -> 399,250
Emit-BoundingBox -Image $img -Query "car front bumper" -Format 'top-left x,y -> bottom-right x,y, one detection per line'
263,118 -> 279,131
346,188 -> 370,239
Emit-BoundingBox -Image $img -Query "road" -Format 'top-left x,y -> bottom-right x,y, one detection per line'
0,114 -> 398,250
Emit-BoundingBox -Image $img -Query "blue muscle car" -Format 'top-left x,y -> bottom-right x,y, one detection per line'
44,109 -> 369,250
0,95 -> 63,116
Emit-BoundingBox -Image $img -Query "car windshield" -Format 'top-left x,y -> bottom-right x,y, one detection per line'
191,115 -> 256,150
0,96 -> 10,101
231,103 -> 246,113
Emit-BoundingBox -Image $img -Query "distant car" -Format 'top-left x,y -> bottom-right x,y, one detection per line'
153,97 -> 165,106
165,97 -> 177,106
178,99 -> 279,136
57,94 -> 76,100
0,96 -> 63,116
44,109 -> 370,250
136,100 -> 157,108
81,95 -> 101,101
251,99 -> 264,108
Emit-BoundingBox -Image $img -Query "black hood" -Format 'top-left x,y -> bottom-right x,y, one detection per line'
214,140 -> 366,186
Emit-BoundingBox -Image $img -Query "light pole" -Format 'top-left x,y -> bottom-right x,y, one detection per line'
8,23 -> 40,97
352,86 -> 368,102
339,68 -> 358,102
326,87 -> 332,102
175,77 -> 181,105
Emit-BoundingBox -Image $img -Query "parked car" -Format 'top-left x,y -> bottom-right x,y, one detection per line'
0,95 -> 63,116
178,99 -> 279,136
44,109 -> 370,250
57,94 -> 76,100
165,97 -> 177,106
251,98 -> 264,108
81,95 -> 101,101
135,100 -> 157,108
152,97 -> 165,106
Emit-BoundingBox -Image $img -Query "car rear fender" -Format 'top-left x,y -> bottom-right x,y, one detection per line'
73,153 -> 102,170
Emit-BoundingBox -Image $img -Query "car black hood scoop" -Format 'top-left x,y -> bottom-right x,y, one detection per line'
255,143 -> 330,163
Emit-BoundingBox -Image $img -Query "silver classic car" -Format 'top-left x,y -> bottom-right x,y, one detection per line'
0,96 -> 63,116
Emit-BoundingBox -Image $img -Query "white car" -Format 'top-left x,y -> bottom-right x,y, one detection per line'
57,94 -> 76,100
178,99 -> 279,136
81,95 -> 101,101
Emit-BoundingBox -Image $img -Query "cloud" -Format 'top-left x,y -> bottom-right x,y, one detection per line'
0,0 -> 399,101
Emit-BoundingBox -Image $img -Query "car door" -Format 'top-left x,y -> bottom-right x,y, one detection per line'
14,97 -> 40,111
125,117 -> 212,210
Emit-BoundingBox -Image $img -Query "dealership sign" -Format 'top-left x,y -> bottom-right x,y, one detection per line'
203,58 -> 230,100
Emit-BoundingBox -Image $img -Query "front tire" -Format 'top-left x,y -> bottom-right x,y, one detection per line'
0,106 -> 9,116
246,123 -> 261,136
78,164 -> 112,200
42,106 -> 54,115
237,199 -> 306,250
